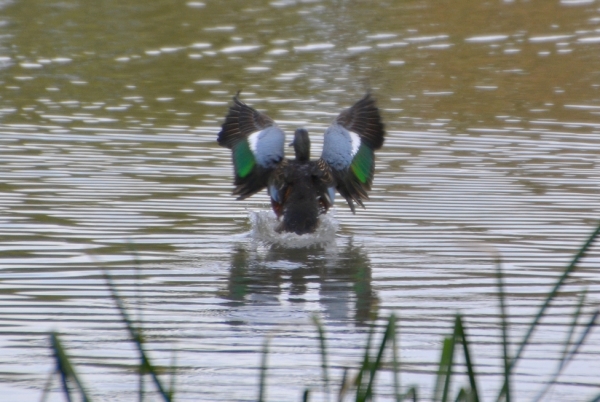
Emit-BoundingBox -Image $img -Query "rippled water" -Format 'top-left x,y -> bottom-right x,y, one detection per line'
1,0 -> 600,401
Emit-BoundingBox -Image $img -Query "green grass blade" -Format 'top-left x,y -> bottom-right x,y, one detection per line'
498,222 -> 600,402
126,241 -> 148,401
363,315 -> 396,401
441,336 -> 456,402
454,388 -> 467,402
39,368 -> 55,402
311,315 -> 330,398
355,323 -> 376,401
258,336 -> 270,402
494,258 -> 511,402
454,315 -> 479,402
402,385 -> 418,401
512,222 -> 600,363
123,242 -> 144,333
562,309 -> 598,362
103,270 -> 171,401
51,332 -> 92,402
168,350 -> 177,401
433,336 -> 455,402
531,289 -> 587,402
589,393 -> 600,402
559,289 -> 588,366
303,389 -> 310,402
533,309 -> 599,402
338,368 -> 349,402
138,366 -> 145,402
390,314 -> 401,402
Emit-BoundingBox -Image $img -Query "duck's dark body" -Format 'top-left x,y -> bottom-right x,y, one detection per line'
217,93 -> 385,235
276,162 -> 322,234
267,129 -> 333,234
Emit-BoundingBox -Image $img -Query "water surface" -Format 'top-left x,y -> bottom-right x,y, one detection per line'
1,0 -> 600,400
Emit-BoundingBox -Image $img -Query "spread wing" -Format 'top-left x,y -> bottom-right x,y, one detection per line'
217,95 -> 285,200
319,93 -> 385,213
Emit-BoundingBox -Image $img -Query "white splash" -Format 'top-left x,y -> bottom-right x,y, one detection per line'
249,210 -> 338,248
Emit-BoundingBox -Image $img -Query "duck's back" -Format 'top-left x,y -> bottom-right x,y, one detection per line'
272,160 -> 330,235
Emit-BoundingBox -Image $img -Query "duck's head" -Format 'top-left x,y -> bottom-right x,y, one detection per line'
290,128 -> 310,163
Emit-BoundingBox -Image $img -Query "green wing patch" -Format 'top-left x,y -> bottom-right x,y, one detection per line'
350,144 -> 373,184
233,141 -> 256,178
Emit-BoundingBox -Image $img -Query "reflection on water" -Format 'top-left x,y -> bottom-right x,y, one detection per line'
223,239 -> 377,325
0,0 -> 600,400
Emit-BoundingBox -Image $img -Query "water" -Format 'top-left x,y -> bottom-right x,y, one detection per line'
1,0 -> 600,400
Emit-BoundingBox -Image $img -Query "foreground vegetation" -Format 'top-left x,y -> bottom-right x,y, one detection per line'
42,223 -> 600,401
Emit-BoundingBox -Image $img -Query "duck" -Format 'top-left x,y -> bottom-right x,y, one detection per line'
217,93 -> 385,235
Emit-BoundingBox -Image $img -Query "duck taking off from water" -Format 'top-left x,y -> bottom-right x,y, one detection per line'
217,93 -> 385,235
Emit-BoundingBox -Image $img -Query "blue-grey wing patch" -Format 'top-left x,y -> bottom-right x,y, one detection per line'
321,124 -> 361,171
217,95 -> 286,199
248,126 -> 285,169
319,93 -> 385,213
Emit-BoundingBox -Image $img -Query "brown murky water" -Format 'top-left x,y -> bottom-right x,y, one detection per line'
1,0 -> 600,400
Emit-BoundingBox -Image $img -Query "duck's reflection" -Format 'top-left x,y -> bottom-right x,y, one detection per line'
222,240 -> 378,325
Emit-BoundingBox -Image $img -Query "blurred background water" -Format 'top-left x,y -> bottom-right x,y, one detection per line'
1,0 -> 600,400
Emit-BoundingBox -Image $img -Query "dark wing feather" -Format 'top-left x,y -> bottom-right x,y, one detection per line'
314,158 -> 335,214
320,93 -> 385,213
217,95 -> 285,200
217,95 -> 275,148
335,93 -> 385,150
